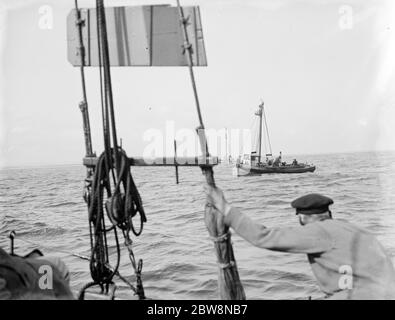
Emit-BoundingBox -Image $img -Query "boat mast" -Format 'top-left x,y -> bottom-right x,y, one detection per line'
262,104 -> 272,156
256,102 -> 264,163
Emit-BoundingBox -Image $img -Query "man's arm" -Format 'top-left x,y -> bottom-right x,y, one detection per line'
225,207 -> 333,254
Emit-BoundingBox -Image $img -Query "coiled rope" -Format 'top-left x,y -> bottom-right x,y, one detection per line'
73,0 -> 147,299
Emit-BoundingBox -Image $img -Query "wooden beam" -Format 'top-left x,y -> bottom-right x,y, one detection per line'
83,156 -> 218,167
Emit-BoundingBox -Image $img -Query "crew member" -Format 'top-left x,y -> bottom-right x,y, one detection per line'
204,186 -> 395,299
273,151 -> 282,167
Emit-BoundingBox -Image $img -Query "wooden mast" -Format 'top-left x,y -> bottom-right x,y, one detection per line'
257,102 -> 264,163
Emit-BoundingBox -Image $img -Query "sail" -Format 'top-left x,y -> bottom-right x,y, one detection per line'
67,5 -> 208,67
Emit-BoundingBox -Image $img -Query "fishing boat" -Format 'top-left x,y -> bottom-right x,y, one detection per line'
236,102 -> 316,175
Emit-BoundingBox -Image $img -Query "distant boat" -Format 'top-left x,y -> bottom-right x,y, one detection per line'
235,102 -> 316,175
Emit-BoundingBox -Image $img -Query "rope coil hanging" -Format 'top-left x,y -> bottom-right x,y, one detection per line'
74,0 -> 147,300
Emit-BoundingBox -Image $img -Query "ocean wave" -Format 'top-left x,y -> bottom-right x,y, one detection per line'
18,226 -> 69,237
2,152 -> 395,299
44,201 -> 81,208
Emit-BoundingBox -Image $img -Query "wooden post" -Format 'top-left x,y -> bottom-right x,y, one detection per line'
174,139 -> 179,184
257,103 -> 263,164
176,0 -> 246,300
9,231 -> 16,255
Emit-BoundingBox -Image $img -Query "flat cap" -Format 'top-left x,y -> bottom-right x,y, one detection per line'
291,193 -> 333,215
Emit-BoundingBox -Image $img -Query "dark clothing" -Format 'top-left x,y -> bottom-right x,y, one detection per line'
0,248 -> 74,299
291,193 -> 334,215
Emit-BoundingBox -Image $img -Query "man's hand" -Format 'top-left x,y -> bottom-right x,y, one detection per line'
203,184 -> 232,217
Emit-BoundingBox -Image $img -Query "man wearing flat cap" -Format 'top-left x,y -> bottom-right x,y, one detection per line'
204,186 -> 395,299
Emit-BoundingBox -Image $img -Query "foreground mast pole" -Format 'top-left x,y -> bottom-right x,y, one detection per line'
176,0 -> 245,300
75,0 -> 93,159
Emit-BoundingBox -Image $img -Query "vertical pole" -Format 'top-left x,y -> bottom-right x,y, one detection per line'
75,0 -> 94,158
175,1 -> 214,186
174,139 -> 179,184
79,102 -> 94,158
9,231 -> 16,255
258,103 -> 263,164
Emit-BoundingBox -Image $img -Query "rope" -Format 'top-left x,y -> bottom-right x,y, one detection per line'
88,151 -> 120,286
77,281 -> 101,300
123,233 -> 145,299
77,281 -> 117,300
93,148 -> 147,298
262,104 -> 272,156
73,0 -> 147,300
96,0 -> 120,175
107,149 -> 147,235
96,0 -> 114,185
210,233 -> 236,269
210,231 -> 231,243
81,0 -> 123,291
8,236 -> 91,261
218,261 -> 236,269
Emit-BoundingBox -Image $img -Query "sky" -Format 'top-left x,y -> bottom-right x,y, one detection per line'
1,0 -> 395,167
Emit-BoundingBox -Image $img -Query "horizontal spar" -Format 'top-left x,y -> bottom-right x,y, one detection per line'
83,156 -> 218,167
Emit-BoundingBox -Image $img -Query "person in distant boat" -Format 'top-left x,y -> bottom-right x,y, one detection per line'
273,151 -> 282,167
292,159 -> 298,166
0,247 -> 74,300
204,186 -> 395,299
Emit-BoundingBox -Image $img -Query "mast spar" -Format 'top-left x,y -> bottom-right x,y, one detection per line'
255,102 -> 264,163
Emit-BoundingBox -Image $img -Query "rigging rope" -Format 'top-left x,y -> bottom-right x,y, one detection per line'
106,149 -> 147,235
262,105 -> 272,155
88,150 -> 120,285
97,0 -> 120,175
72,0 -> 147,300
86,148 -> 146,298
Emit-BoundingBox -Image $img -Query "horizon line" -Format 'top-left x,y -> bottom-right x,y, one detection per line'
2,148 -> 395,170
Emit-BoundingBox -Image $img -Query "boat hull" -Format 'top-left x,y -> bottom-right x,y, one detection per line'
237,164 -> 316,174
